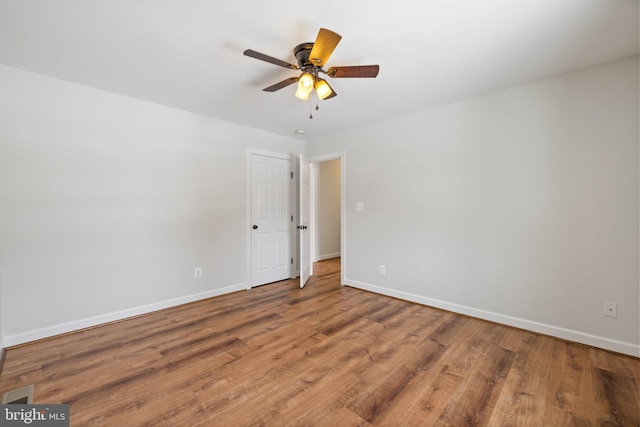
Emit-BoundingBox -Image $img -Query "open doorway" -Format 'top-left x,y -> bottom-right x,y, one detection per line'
306,151 -> 345,285
310,159 -> 341,263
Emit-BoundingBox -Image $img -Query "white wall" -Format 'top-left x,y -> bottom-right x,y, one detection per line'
307,56 -> 640,356
0,279 -> 3,354
0,65 -> 303,345
315,159 -> 341,260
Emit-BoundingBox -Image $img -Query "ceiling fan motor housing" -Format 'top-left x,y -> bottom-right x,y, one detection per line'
294,43 -> 314,68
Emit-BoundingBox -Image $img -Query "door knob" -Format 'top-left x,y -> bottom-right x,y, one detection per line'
297,225 -> 308,230
252,225 -> 258,230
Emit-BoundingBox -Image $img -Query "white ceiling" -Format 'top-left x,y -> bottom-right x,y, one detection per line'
0,1 -> 638,140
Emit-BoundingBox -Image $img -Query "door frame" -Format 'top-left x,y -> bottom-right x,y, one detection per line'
246,148 -> 298,289
307,151 -> 346,286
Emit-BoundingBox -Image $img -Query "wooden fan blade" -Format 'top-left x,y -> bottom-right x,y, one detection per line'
308,28 -> 342,66
243,49 -> 298,70
326,65 -> 379,78
263,77 -> 299,92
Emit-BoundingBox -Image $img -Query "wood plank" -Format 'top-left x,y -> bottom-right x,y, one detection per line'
592,367 -> 639,426
436,345 -> 515,426
486,330 -> 551,426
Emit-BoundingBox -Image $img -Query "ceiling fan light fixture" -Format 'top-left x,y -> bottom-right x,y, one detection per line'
295,73 -> 314,100
295,85 -> 312,101
299,73 -> 314,88
315,79 -> 332,100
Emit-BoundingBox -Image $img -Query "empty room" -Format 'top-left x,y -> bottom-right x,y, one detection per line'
0,1 -> 638,425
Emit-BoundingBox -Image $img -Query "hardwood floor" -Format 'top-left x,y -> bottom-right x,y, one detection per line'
1,258 -> 638,426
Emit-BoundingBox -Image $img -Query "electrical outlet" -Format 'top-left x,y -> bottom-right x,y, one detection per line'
194,267 -> 202,278
604,301 -> 617,318
379,265 -> 386,276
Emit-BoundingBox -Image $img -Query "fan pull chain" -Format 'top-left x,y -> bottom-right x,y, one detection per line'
309,98 -> 313,119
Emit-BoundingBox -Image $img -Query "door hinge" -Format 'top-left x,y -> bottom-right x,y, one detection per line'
291,172 -> 294,179
291,258 -> 293,265
291,215 -> 293,222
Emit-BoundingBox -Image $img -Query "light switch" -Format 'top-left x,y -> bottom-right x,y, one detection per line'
356,202 -> 364,212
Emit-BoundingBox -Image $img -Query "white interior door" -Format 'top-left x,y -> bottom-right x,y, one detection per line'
299,154 -> 312,288
250,154 -> 292,287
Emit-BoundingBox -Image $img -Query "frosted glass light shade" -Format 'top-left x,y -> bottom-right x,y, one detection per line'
295,73 -> 314,100
315,79 -> 332,99
295,86 -> 312,100
299,73 -> 314,88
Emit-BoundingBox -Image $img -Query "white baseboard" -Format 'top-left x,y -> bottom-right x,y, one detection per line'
316,252 -> 341,261
4,283 -> 247,348
344,278 -> 639,358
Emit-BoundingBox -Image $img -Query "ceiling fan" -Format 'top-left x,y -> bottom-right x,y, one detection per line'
243,28 -> 379,102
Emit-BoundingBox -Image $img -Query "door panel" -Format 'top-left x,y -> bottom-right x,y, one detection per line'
275,184 -> 287,219
299,155 -> 312,288
251,155 -> 292,286
256,183 -> 270,220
